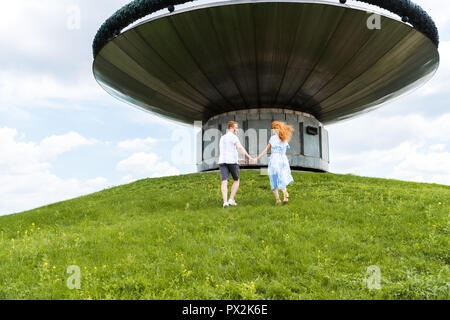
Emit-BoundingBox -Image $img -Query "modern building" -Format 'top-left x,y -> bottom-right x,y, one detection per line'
92,0 -> 439,172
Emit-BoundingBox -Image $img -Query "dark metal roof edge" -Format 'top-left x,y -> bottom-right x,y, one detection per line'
92,0 -> 439,59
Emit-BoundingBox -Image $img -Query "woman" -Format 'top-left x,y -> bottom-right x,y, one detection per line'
255,121 -> 294,205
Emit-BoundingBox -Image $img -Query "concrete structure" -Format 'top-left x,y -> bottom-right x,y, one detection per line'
199,109 -> 329,172
92,0 -> 440,172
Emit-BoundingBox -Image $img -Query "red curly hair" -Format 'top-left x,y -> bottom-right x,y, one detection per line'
272,121 -> 294,142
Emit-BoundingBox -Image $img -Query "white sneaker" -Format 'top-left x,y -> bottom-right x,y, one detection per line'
228,199 -> 237,206
223,201 -> 229,208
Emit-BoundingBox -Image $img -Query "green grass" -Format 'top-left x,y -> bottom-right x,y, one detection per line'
0,170 -> 448,300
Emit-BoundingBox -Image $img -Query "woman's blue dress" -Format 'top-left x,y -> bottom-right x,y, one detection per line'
268,134 -> 294,190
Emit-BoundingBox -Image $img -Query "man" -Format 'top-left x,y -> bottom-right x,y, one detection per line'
218,121 -> 255,208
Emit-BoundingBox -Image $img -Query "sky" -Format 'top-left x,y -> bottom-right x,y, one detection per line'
0,0 -> 449,216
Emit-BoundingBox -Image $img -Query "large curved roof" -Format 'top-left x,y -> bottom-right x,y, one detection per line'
93,0 -> 439,125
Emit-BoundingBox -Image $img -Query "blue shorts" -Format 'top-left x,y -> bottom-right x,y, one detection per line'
219,164 -> 240,181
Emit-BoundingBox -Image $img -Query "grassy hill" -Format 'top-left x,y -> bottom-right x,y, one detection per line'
0,170 -> 448,300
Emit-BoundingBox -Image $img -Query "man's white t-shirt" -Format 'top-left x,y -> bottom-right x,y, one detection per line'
219,131 -> 240,164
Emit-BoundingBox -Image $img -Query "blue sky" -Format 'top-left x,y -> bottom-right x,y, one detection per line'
1,0 -> 449,216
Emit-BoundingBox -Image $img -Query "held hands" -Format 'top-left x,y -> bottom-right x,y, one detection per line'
239,158 -> 257,165
238,158 -> 258,165
240,155 -> 258,165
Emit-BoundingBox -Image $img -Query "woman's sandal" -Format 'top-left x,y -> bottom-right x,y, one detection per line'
276,199 -> 282,205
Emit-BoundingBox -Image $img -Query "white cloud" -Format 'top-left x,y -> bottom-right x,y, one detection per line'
329,113 -> 450,185
0,1 -> 126,118
117,137 -> 157,151
393,150 -> 450,185
120,175 -> 138,185
0,70 -> 107,111
328,113 -> 450,153
40,132 -> 98,159
429,144 -> 446,152
0,128 -> 98,174
0,127 -> 108,215
0,127 -> 48,174
417,0 -> 450,28
332,140 -> 450,185
117,152 -> 180,178
0,1 -> 61,54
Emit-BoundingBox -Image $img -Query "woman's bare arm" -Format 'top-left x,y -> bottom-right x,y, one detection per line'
256,144 -> 271,162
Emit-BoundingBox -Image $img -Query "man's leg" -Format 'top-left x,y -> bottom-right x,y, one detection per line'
221,180 -> 229,203
219,164 -> 230,204
229,164 -> 240,201
230,179 -> 240,201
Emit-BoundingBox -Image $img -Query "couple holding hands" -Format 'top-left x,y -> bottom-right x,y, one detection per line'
219,120 -> 294,208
